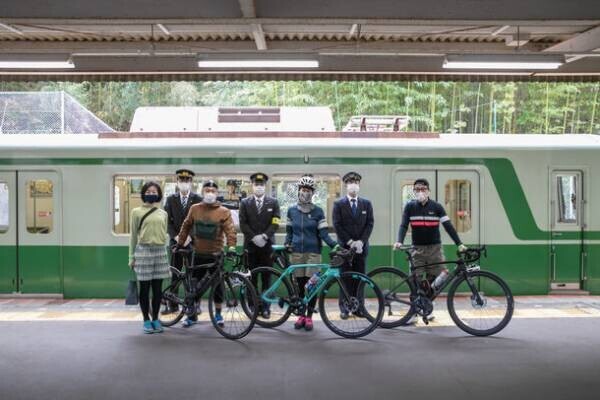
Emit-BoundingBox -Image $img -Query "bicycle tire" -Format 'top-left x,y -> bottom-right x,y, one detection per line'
367,267 -> 417,329
158,278 -> 186,327
251,266 -> 295,328
208,273 -> 258,340
447,270 -> 514,336
318,272 -> 385,339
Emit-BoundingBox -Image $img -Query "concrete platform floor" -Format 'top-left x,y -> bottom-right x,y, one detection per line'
1,296 -> 600,400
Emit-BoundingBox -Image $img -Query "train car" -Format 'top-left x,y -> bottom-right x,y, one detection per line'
1,131 -> 599,298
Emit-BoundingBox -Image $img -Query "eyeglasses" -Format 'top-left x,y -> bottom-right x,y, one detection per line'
413,187 -> 429,193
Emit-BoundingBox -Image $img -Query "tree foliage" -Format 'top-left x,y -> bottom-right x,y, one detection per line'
1,80 -> 598,133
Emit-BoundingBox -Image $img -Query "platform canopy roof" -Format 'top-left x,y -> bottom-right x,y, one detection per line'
1,0 -> 600,81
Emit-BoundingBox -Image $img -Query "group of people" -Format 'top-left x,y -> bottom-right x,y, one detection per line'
128,169 -> 466,334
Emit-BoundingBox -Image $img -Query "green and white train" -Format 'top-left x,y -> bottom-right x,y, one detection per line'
1,131 -> 599,297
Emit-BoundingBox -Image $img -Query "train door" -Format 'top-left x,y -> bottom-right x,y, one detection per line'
550,170 -> 584,290
0,171 -> 17,293
392,171 -> 436,268
17,171 -> 63,294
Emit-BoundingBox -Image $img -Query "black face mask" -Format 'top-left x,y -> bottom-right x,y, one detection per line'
143,194 -> 160,204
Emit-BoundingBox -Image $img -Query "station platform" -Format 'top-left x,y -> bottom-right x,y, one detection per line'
1,296 -> 600,400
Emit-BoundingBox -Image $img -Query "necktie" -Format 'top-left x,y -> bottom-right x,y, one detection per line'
351,198 -> 357,216
257,198 -> 263,213
181,195 -> 187,209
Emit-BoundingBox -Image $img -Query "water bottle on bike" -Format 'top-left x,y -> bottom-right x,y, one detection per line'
432,269 -> 449,290
305,272 -> 321,293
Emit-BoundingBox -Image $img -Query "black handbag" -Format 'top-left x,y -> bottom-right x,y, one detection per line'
125,271 -> 139,305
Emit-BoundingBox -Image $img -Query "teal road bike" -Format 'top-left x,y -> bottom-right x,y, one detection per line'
252,248 -> 385,338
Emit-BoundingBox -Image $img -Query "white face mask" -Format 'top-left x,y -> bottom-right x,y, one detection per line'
203,192 -> 217,204
298,190 -> 312,203
346,183 -> 360,196
253,184 -> 265,197
415,191 -> 429,203
178,182 -> 191,193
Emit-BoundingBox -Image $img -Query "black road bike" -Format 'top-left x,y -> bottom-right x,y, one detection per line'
368,245 -> 513,336
159,249 -> 258,340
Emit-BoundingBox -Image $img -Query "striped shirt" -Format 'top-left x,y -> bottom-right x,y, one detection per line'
397,199 -> 461,246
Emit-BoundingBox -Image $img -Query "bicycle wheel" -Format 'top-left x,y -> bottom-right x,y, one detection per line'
209,273 -> 258,340
367,267 -> 417,328
319,272 -> 384,338
251,267 -> 295,328
447,270 -> 514,336
159,277 -> 186,327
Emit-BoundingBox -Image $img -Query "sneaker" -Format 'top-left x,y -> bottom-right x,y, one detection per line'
261,309 -> 271,319
151,320 -> 164,333
294,316 -> 306,329
143,320 -> 154,334
426,315 -> 435,322
339,311 -> 349,320
182,318 -> 197,328
214,314 -> 224,327
304,317 -> 314,331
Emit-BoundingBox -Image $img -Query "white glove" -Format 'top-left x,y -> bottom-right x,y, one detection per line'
458,244 -> 468,253
393,242 -> 404,250
183,235 -> 192,247
252,234 -> 267,248
174,235 -> 179,243
350,240 -> 364,254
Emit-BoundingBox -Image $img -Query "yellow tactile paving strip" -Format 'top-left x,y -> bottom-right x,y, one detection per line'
1,307 -> 600,325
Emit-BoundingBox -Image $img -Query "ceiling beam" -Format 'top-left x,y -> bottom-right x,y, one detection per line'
251,23 -> 267,50
544,25 -> 600,52
238,0 -> 267,50
0,39 -> 548,54
1,18 -> 598,27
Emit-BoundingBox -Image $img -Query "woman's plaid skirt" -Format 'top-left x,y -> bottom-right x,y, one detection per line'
133,244 -> 170,281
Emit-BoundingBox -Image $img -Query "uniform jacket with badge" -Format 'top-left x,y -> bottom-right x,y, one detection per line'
239,195 -> 281,246
164,192 -> 202,241
332,196 -> 374,250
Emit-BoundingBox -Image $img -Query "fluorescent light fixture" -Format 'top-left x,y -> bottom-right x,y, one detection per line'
443,54 -> 564,70
0,60 -> 75,69
198,59 -> 319,68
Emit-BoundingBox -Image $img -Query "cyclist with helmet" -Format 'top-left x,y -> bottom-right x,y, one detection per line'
394,178 -> 467,323
285,174 -> 340,332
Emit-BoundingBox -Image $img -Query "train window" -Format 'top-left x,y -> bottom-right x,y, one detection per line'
400,181 -> 416,209
272,174 -> 341,233
26,179 -> 54,234
444,179 -> 472,233
0,182 -> 8,233
195,175 -> 252,227
113,175 -> 174,234
113,174 -> 253,234
556,175 -> 578,224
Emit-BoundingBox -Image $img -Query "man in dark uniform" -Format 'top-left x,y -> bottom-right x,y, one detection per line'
239,172 -> 280,319
162,169 -> 202,314
332,171 -> 375,319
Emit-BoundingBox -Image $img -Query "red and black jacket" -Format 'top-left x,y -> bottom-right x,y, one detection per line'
397,199 -> 462,246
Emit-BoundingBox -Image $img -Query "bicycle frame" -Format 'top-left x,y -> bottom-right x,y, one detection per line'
261,263 -> 343,306
391,249 -> 484,305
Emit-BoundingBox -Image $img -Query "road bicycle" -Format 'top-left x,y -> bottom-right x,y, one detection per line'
368,245 -> 513,336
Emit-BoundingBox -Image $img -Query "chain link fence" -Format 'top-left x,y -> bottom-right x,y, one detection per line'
0,92 -> 114,134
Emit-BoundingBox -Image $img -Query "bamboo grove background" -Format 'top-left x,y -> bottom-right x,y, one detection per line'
1,81 -> 598,133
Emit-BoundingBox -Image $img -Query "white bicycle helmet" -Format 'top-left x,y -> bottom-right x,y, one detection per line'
297,175 -> 316,190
